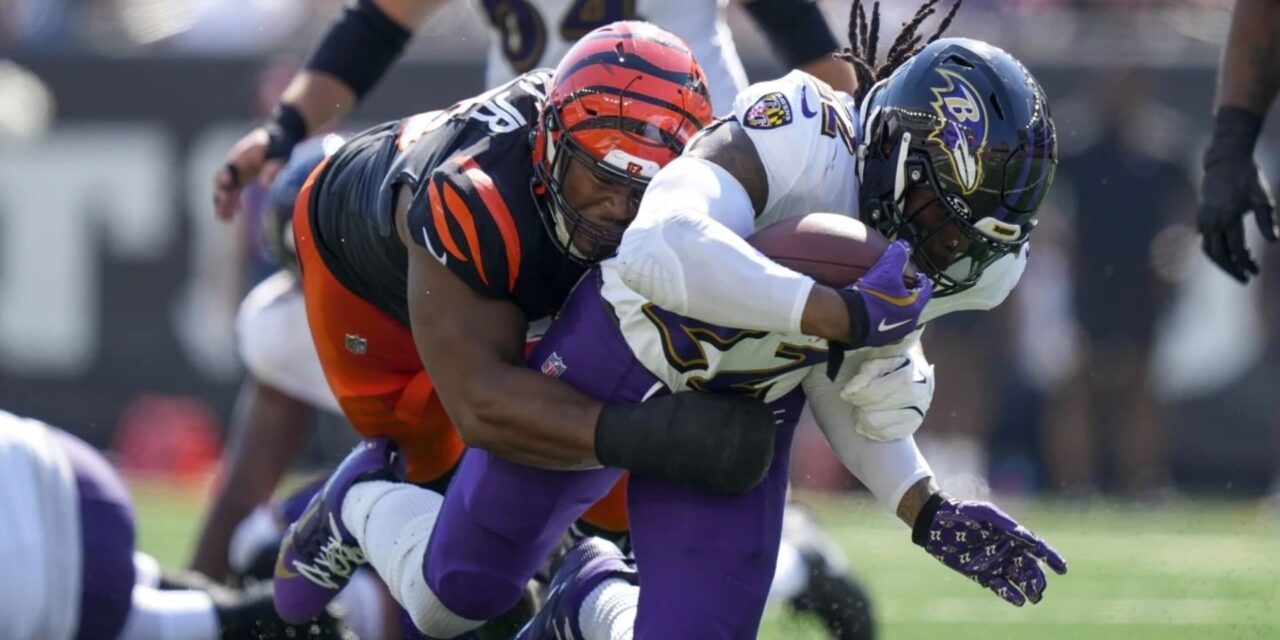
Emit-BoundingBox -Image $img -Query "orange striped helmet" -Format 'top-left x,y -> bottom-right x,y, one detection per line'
533,21 -> 712,262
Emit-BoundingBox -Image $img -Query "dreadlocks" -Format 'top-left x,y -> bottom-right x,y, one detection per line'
837,0 -> 963,102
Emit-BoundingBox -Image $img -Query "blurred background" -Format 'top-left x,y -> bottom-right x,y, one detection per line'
2,0 -> 1279,637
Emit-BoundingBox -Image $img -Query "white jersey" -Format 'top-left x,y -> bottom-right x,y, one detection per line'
0,410 -> 81,640
603,70 -> 1026,399
478,0 -> 748,113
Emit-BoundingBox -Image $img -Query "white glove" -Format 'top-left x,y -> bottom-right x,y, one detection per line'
838,346 -> 935,441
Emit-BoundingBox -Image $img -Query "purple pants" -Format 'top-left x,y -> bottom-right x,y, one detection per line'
425,272 -> 802,639
51,429 -> 137,640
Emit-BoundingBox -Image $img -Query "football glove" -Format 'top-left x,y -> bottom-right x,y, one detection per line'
1198,107 -> 1278,283
913,493 -> 1068,606
838,348 -> 934,441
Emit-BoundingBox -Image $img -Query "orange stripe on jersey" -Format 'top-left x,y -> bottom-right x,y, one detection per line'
428,178 -> 467,262
460,157 -> 522,292
442,181 -> 490,287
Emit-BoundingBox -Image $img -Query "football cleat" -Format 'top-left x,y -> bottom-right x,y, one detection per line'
515,537 -> 637,640
273,438 -> 401,624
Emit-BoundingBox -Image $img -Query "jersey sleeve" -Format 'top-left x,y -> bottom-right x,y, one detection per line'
406,158 -> 526,300
730,70 -> 859,218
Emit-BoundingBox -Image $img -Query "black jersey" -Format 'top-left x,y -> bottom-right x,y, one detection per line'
308,70 -> 584,326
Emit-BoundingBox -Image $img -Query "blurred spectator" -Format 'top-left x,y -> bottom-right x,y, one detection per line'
1047,68 -> 1193,497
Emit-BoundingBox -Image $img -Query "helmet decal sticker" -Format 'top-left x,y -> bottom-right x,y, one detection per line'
928,68 -> 988,194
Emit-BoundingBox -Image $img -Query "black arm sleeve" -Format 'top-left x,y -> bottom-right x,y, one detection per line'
305,0 -> 414,100
742,0 -> 841,70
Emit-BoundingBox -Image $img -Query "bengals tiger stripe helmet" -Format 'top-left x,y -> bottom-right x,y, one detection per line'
532,21 -> 712,262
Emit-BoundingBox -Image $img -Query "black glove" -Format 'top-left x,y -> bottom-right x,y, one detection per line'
595,392 -> 776,495
1198,107 -> 1278,283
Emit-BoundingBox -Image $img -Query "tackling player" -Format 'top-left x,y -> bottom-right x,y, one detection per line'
203,126 -> 873,638
281,2 -> 1068,638
1198,0 -> 1280,283
210,0 -> 855,219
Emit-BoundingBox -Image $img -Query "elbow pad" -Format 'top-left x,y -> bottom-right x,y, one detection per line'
595,392 -> 776,495
614,157 -> 813,334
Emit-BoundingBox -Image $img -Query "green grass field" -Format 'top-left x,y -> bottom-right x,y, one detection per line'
132,483 -> 1280,640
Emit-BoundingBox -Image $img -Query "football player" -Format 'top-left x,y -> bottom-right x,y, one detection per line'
212,0 -> 868,630
303,3 -> 1068,638
204,119 -> 873,640
265,22 -> 828,630
210,0 -> 855,221
0,408 -> 358,640
1197,0 -> 1280,284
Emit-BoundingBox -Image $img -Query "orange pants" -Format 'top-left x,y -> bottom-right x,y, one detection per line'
292,163 -> 629,530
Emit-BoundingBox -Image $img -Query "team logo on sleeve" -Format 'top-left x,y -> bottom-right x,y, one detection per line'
540,352 -> 567,378
928,69 -> 988,194
743,92 -> 793,130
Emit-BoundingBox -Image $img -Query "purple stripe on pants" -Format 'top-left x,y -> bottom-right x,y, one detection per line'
51,429 -> 136,640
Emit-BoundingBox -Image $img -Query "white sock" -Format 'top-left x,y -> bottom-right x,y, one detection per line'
341,480 -> 482,638
334,569 -> 390,640
118,585 -> 220,640
577,578 -> 637,640
766,538 -> 808,608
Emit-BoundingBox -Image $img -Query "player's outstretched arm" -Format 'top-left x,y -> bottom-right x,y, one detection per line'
1199,0 -> 1280,282
190,380 -> 313,581
898,477 -> 1068,607
213,0 -> 441,220
805,368 -> 1066,606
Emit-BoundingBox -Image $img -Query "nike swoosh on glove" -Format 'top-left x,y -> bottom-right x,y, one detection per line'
913,494 -> 1068,606
838,348 -> 935,441
838,240 -> 933,349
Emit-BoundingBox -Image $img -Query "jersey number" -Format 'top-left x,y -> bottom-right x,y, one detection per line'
642,304 -> 828,398
480,0 -> 640,73
816,84 -> 857,154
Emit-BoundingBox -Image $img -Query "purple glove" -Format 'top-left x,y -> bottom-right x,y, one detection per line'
913,494 -> 1068,606
839,240 -> 933,348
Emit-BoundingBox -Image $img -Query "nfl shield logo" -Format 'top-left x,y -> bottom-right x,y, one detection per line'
345,333 -> 368,355
541,352 -> 567,378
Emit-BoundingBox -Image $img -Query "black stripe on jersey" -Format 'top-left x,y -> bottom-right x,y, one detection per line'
414,165 -> 516,300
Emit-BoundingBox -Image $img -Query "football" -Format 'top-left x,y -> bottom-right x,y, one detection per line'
747,213 -> 916,288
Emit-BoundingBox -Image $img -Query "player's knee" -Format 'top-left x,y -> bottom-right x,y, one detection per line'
426,566 -> 527,624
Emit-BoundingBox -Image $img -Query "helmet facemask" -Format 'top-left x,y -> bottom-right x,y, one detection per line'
534,80 -> 694,264
874,149 -> 1029,297
859,67 -> 1054,298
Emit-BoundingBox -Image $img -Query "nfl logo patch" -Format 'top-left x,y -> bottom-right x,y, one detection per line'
743,92 -> 793,130
541,352 -> 567,378
345,333 -> 368,355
